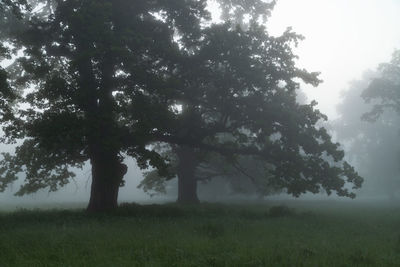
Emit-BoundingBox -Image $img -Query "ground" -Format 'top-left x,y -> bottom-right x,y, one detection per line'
0,200 -> 399,266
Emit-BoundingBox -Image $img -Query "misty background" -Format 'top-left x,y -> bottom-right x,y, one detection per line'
1,0 -> 400,208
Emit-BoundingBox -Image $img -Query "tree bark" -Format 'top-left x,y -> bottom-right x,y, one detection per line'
86,151 -> 127,212
176,146 -> 200,204
78,46 -> 125,212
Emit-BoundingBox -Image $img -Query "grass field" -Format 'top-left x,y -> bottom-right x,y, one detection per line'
0,200 -> 399,266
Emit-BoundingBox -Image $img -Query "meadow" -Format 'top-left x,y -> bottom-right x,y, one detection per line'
0,200 -> 399,266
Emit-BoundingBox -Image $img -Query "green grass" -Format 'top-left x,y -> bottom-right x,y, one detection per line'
0,201 -> 400,266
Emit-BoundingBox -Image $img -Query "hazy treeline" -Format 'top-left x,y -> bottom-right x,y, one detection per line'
334,59 -> 400,200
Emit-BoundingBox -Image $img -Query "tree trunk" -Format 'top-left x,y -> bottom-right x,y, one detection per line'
86,152 -> 127,212
76,45 -> 124,212
176,146 -> 200,204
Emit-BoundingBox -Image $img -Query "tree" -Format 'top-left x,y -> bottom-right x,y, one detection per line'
139,22 -> 363,202
362,50 -> 400,121
0,0 -> 362,211
346,50 -> 400,198
0,0 -> 211,211
0,0 -> 281,210
335,71 -> 400,198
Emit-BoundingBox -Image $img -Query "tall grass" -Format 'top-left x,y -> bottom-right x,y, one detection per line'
0,201 -> 399,266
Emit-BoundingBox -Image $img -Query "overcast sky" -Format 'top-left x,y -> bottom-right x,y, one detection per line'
267,0 -> 400,119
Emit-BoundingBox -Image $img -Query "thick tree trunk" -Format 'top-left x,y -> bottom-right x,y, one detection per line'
176,146 -> 200,204
77,46 -> 125,212
86,152 -> 127,212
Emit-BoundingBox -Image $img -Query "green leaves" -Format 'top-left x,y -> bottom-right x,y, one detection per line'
136,6 -> 362,199
0,139 -> 83,195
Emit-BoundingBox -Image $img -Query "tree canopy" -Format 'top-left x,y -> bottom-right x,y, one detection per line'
362,50 -> 400,121
0,0 -> 25,138
144,22 -> 362,200
0,0 -> 210,210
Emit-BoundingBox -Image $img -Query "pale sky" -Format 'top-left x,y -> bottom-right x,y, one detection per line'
267,0 -> 400,119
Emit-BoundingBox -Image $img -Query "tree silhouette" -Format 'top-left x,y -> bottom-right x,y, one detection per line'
0,0 -> 362,210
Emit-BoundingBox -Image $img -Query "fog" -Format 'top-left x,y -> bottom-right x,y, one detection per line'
0,159 -> 157,210
268,0 -> 400,119
1,0 -> 400,209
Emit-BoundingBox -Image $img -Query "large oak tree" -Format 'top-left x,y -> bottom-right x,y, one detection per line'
0,0 -> 210,211
138,21 -> 363,202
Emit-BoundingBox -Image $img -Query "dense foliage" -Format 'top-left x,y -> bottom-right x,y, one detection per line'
142,22 -> 362,201
0,0 -> 25,143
